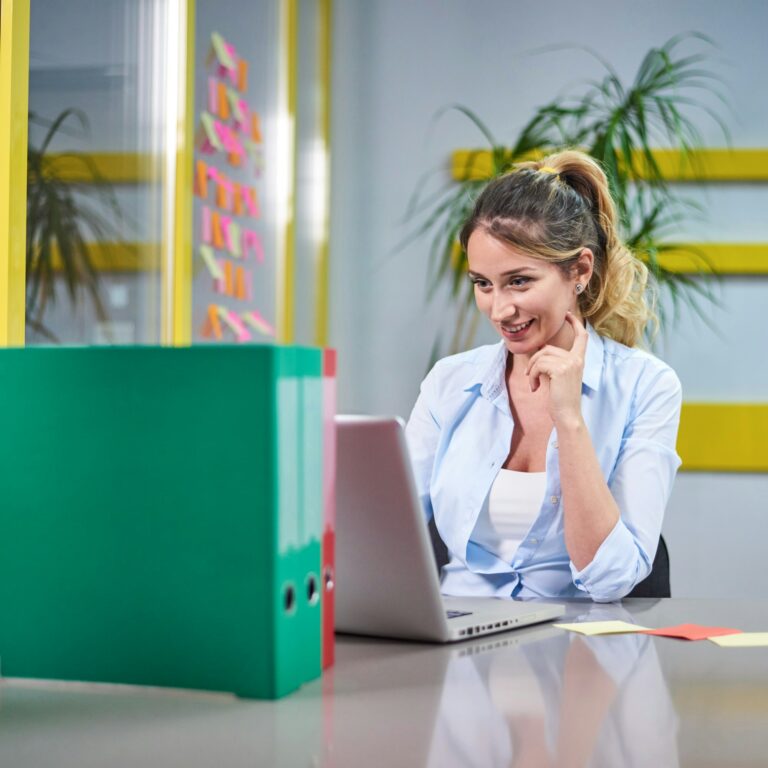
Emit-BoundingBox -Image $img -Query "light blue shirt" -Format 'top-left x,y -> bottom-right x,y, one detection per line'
405,324 -> 682,603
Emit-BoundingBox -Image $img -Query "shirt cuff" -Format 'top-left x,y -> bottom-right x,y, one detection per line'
570,518 -> 650,602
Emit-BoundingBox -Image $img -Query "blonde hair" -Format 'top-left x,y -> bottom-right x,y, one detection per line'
459,149 -> 656,347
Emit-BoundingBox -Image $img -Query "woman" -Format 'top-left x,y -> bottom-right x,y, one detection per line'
405,150 -> 682,602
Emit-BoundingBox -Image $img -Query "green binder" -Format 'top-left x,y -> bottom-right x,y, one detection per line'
0,345 -> 323,699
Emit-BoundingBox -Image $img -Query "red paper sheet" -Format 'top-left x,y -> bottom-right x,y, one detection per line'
639,623 -> 743,641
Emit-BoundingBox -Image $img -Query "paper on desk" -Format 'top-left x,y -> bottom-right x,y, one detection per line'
554,620 -> 649,636
709,632 -> 768,647
640,624 -> 742,641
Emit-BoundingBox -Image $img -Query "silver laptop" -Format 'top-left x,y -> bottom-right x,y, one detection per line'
335,415 -> 564,643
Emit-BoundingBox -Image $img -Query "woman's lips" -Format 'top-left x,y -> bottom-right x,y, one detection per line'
500,318 -> 534,340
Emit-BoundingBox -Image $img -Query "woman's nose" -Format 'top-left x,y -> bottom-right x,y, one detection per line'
490,291 -> 515,322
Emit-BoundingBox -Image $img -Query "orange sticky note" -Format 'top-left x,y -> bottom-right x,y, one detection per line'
235,265 -> 246,300
216,181 -> 227,209
202,304 -> 222,340
233,183 -> 244,215
237,59 -> 248,91
217,82 -> 230,120
212,211 -> 224,249
195,160 -> 208,198
224,260 -> 234,296
251,112 -> 262,143
229,151 -> 242,167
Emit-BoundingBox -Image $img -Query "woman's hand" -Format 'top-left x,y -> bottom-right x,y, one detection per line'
525,312 -> 588,427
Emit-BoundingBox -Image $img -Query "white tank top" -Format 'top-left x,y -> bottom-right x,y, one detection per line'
470,469 -> 547,563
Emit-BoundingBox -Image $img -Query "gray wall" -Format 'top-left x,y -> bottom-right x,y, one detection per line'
328,0 -> 768,596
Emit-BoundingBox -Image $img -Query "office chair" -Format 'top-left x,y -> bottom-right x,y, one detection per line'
428,519 -> 671,598
626,536 -> 670,598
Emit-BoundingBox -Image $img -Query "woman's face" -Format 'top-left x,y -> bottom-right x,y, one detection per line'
466,229 -> 591,355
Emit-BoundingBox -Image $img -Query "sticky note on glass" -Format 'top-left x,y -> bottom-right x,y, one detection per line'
201,304 -> 222,340
243,310 -> 275,337
195,160 -> 208,198
212,211 -> 224,249
710,632 -> 768,647
237,59 -> 248,91
640,624 -> 742,641
554,621 -> 649,636
199,245 -> 223,279
200,112 -> 223,152
211,32 -> 235,69
217,82 -> 230,120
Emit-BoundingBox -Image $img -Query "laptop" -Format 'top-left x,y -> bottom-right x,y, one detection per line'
334,415 -> 564,642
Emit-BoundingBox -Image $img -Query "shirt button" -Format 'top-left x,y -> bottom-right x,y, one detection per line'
530,538 -> 538,545
553,440 -> 559,449
550,495 -> 559,505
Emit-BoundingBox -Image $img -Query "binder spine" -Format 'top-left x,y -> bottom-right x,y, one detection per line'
321,349 -> 337,669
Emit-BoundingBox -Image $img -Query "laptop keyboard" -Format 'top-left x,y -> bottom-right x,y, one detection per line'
446,610 -> 472,619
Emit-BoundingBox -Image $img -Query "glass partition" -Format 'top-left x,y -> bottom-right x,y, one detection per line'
25,0 -> 180,345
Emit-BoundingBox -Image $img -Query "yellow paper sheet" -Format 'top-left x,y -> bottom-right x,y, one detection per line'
554,620 -> 649,636
709,632 -> 768,648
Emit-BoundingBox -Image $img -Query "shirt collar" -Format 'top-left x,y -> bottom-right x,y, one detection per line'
582,322 -> 604,392
465,321 -> 604,399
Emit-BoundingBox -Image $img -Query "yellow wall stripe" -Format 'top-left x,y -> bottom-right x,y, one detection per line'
313,0 -> 332,348
47,242 -> 157,271
39,152 -> 157,184
678,403 -> 768,472
654,243 -> 768,275
94,240 -> 766,276
0,0 -> 30,347
451,148 -> 768,183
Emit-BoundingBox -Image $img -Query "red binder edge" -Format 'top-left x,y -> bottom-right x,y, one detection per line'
322,348 -> 337,670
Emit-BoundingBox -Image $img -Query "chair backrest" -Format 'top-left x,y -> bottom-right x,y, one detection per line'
626,536 -> 671,598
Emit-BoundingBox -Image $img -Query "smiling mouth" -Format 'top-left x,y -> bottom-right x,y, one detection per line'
501,319 -> 534,334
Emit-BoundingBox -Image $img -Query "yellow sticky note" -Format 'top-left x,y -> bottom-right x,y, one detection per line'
211,32 -> 235,69
709,632 -> 768,647
554,620 -> 649,636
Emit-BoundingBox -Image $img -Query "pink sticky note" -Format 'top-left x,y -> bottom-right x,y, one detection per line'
214,120 -> 245,159
244,187 -> 260,217
246,309 -> 275,336
228,311 -> 251,342
201,206 -> 212,245
220,215 -> 234,253
242,229 -> 264,263
640,624 -> 743,641
216,63 -> 236,84
213,259 -> 227,294
208,76 -> 218,113
244,268 -> 253,301
224,43 -> 238,83
232,97 -> 249,131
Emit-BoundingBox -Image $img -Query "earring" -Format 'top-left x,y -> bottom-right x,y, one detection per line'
575,283 -> 584,295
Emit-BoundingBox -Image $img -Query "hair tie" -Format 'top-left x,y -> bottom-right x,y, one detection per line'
538,166 -> 559,175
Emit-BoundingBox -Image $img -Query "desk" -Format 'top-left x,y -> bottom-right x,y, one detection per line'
1,599 -> 766,767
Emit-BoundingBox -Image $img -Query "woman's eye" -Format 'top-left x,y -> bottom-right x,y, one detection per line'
510,277 -> 530,287
471,279 -> 490,290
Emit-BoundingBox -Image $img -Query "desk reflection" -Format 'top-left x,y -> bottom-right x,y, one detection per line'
424,605 -> 679,768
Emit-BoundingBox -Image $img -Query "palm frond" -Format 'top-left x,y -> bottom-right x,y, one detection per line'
404,33 -> 729,356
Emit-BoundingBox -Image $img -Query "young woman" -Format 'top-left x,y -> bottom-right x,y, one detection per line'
405,150 -> 682,602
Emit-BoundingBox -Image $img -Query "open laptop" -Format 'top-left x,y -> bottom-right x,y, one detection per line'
334,415 -> 564,642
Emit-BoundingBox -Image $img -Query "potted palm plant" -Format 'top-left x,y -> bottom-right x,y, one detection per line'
404,33 -> 729,356
26,108 -> 126,342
